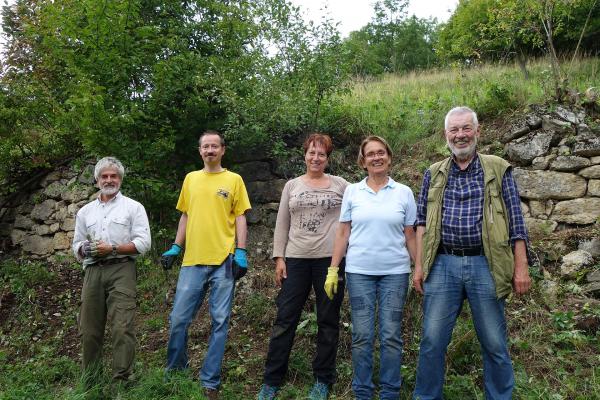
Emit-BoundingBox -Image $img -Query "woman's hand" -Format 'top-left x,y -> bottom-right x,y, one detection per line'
275,257 -> 287,286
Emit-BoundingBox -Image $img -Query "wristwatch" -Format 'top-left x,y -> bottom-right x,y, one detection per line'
111,245 -> 118,256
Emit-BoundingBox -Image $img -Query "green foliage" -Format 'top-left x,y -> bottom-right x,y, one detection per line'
0,0 -> 350,219
438,0 -> 600,65
0,259 -> 55,300
342,0 -> 439,77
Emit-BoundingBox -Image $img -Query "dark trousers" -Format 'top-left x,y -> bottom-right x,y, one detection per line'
80,261 -> 137,380
263,257 -> 345,386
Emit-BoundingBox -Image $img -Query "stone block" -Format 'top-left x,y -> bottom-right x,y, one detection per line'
43,181 -> 67,199
525,218 -> 557,235
549,155 -> 590,172
578,165 -> 600,179
551,198 -> 600,224
590,156 -> 600,165
30,199 -> 57,221
560,250 -> 594,277
525,114 -> 542,129
513,169 -> 587,200
505,131 -> 558,165
61,185 -> 95,203
573,131 -> 600,157
53,231 -> 71,250
579,237 -> 600,258
13,214 -> 34,229
10,229 -> 27,245
78,164 -> 95,185
542,115 -> 573,134
60,218 -> 75,231
501,125 -> 529,143
21,234 -> 54,255
235,161 -> 275,182
588,180 -> 600,197
531,154 -> 556,170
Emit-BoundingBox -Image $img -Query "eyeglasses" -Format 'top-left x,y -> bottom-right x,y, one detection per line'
364,150 -> 387,159
447,125 -> 475,134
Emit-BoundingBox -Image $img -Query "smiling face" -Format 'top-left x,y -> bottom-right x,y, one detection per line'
304,141 -> 328,175
199,133 -> 225,166
97,167 -> 122,199
361,140 -> 391,176
445,112 -> 480,162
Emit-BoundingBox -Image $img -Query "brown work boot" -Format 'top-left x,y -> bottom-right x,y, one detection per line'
203,387 -> 219,400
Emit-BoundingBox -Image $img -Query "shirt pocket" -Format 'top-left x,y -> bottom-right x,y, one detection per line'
110,217 -> 130,239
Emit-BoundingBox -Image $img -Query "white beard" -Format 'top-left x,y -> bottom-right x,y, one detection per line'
447,137 -> 477,161
100,185 -> 120,196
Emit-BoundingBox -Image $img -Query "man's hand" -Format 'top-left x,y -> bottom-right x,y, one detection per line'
81,240 -> 101,258
161,243 -> 182,270
93,240 -> 113,257
275,258 -> 287,286
413,264 -> 424,295
233,248 -> 248,280
324,266 -> 339,300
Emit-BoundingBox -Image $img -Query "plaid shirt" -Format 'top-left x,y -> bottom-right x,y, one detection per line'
416,154 -> 528,248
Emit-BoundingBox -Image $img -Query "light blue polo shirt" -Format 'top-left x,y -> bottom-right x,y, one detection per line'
340,177 -> 417,275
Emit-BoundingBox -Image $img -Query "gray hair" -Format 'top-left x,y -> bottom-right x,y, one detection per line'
94,157 -> 125,180
444,106 -> 479,130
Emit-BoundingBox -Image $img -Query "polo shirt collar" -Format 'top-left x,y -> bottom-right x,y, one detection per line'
358,176 -> 397,192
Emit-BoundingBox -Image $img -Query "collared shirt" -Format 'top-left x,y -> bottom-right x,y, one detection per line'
340,176 -> 417,275
416,154 -> 528,247
72,192 -> 151,268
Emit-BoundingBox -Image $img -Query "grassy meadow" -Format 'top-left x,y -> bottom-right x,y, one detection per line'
1,57 -> 600,399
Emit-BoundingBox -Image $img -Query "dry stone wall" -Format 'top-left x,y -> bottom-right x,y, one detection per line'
0,165 -> 97,260
503,105 -> 600,235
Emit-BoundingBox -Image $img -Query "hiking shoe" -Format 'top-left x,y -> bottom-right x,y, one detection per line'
308,381 -> 329,400
203,387 -> 219,400
258,383 -> 279,400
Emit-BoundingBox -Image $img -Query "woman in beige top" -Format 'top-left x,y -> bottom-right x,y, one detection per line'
258,133 -> 349,400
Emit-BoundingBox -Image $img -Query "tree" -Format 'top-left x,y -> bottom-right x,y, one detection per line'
0,0 -> 349,216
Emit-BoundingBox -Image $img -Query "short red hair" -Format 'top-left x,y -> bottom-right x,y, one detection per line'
303,133 -> 333,157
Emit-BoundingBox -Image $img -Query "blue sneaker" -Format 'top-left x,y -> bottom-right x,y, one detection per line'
308,381 -> 329,400
258,383 -> 279,400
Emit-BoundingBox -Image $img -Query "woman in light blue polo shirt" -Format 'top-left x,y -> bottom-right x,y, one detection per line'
324,135 -> 417,400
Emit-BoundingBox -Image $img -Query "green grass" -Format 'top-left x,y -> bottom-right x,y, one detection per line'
326,57 -> 600,153
1,254 -> 599,399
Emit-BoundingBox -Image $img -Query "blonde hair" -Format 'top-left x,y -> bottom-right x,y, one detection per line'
357,136 -> 393,171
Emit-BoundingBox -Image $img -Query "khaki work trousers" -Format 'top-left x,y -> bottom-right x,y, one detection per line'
80,260 -> 136,380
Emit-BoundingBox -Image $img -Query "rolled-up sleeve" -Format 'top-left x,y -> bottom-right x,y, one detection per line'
501,168 -> 528,243
72,209 -> 88,261
130,203 -> 151,255
415,169 -> 431,226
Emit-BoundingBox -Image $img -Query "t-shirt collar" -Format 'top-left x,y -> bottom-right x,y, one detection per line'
358,176 -> 396,192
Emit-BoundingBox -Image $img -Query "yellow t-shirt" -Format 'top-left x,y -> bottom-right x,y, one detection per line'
176,169 -> 251,266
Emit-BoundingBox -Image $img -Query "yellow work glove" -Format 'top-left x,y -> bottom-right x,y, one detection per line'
324,266 -> 339,300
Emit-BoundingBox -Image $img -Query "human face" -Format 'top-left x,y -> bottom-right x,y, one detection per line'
97,167 -> 122,198
304,141 -> 328,175
361,140 -> 390,176
445,112 -> 480,162
199,134 -> 225,166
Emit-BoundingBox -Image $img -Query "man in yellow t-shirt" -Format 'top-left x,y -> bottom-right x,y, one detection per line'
162,130 -> 251,398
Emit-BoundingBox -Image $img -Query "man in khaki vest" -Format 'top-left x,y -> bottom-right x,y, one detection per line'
412,106 -> 531,400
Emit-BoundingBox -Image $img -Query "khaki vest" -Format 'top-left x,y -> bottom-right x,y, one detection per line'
421,154 -> 515,298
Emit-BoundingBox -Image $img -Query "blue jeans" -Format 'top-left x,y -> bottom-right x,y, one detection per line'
413,255 -> 514,400
166,258 -> 235,389
346,272 -> 409,400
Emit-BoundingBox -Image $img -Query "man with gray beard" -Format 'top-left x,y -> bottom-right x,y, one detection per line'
412,107 -> 531,400
72,156 -> 151,386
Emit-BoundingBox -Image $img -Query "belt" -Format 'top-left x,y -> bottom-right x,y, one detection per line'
438,244 -> 484,257
90,257 -> 132,267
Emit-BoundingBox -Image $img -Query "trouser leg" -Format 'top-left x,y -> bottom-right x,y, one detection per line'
263,257 -> 313,387
312,257 -> 344,385
105,261 -> 137,380
80,266 -> 107,376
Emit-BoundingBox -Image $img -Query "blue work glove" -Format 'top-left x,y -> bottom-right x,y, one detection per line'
232,248 -> 248,280
161,243 -> 182,270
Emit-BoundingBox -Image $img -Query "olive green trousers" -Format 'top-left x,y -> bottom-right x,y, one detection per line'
79,260 -> 136,380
